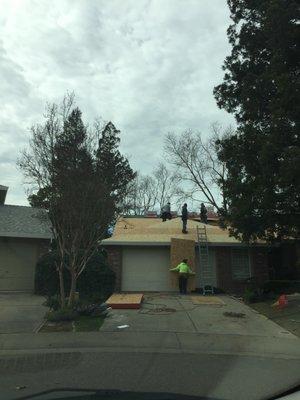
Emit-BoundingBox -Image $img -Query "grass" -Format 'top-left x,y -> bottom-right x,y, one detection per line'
250,297 -> 300,338
74,315 -> 105,332
39,315 -> 105,333
40,321 -> 73,333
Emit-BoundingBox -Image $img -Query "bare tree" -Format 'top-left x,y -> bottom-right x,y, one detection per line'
18,95 -> 132,307
122,173 -> 157,215
164,124 -> 233,213
19,92 -> 76,188
152,163 -> 180,210
19,94 -> 76,307
121,163 -> 181,215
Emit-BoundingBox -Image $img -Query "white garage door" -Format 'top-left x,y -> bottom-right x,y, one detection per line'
0,238 -> 39,291
122,246 -> 175,291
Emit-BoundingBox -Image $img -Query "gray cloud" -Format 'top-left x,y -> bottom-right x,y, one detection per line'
0,0 -> 234,205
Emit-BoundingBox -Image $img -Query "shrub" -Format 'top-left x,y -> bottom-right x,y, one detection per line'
44,295 -> 61,311
75,302 -> 109,317
78,251 -> 115,300
243,288 -> 258,303
35,251 -> 68,296
263,280 -> 300,295
35,248 -> 115,301
46,308 -> 78,322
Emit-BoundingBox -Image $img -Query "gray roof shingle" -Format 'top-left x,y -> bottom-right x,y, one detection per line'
0,205 -> 52,239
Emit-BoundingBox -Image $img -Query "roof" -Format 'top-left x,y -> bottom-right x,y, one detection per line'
0,185 -> 8,205
102,217 -> 266,247
0,205 -> 52,239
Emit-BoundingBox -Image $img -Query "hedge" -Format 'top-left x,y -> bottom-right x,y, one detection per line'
35,248 -> 115,301
263,280 -> 300,294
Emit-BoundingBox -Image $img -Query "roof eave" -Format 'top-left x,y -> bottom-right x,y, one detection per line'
102,240 -> 270,247
0,232 -> 52,240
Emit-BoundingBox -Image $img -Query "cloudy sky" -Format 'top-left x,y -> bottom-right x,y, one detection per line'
0,0 -> 234,206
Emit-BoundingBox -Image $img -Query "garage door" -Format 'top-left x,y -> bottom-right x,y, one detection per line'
0,238 -> 39,291
122,246 -> 175,291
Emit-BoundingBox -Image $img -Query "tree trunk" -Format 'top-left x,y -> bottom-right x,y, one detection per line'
58,263 -> 66,308
68,270 -> 77,307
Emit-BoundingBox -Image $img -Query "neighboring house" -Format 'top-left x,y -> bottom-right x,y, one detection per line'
102,216 -> 270,294
0,185 -> 52,291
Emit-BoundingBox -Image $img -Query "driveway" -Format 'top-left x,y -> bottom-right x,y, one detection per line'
0,292 -> 46,333
101,293 -> 296,339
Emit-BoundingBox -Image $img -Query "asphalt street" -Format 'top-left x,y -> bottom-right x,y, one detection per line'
1,350 -> 300,400
1,294 -> 300,400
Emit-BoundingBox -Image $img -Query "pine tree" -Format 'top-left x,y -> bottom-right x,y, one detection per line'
96,122 -> 136,207
214,0 -> 300,241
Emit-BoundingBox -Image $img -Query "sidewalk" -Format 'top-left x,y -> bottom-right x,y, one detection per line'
1,330 -> 300,359
1,294 -> 299,360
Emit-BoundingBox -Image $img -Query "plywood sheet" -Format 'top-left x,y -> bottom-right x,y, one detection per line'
191,296 -> 225,305
170,238 -> 196,292
106,293 -> 143,309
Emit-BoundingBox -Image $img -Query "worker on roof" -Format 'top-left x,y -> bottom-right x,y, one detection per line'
181,203 -> 188,233
200,203 -> 208,224
170,259 -> 195,295
161,202 -> 172,222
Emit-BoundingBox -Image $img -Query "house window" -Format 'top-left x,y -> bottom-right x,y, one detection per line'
231,248 -> 250,280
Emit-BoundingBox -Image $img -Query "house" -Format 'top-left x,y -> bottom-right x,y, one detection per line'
102,215 -> 270,294
0,185 -> 52,291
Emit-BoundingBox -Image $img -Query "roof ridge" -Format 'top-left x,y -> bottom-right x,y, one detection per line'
1,204 -> 47,212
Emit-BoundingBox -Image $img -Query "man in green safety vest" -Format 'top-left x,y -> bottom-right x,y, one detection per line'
170,259 -> 195,294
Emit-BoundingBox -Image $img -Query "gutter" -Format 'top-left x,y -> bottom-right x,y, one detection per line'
101,240 -> 271,247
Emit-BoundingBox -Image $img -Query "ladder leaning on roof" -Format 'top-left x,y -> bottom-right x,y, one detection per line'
196,225 -> 214,295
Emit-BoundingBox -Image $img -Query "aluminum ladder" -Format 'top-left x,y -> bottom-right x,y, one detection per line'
197,225 -> 214,295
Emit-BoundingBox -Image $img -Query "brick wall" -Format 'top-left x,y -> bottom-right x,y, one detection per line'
250,248 -> 269,285
105,246 -> 122,292
216,247 -> 246,293
216,246 -> 269,294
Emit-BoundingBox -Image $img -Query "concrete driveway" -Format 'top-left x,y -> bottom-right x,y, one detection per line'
101,293 -> 296,339
0,292 -> 46,333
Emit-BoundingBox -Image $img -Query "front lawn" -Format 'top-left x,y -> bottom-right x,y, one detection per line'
40,321 -> 73,333
39,315 -> 105,333
74,315 -> 104,332
250,297 -> 300,338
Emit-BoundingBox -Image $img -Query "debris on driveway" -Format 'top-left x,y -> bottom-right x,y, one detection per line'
223,311 -> 246,318
117,325 -> 130,329
15,386 -> 26,390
